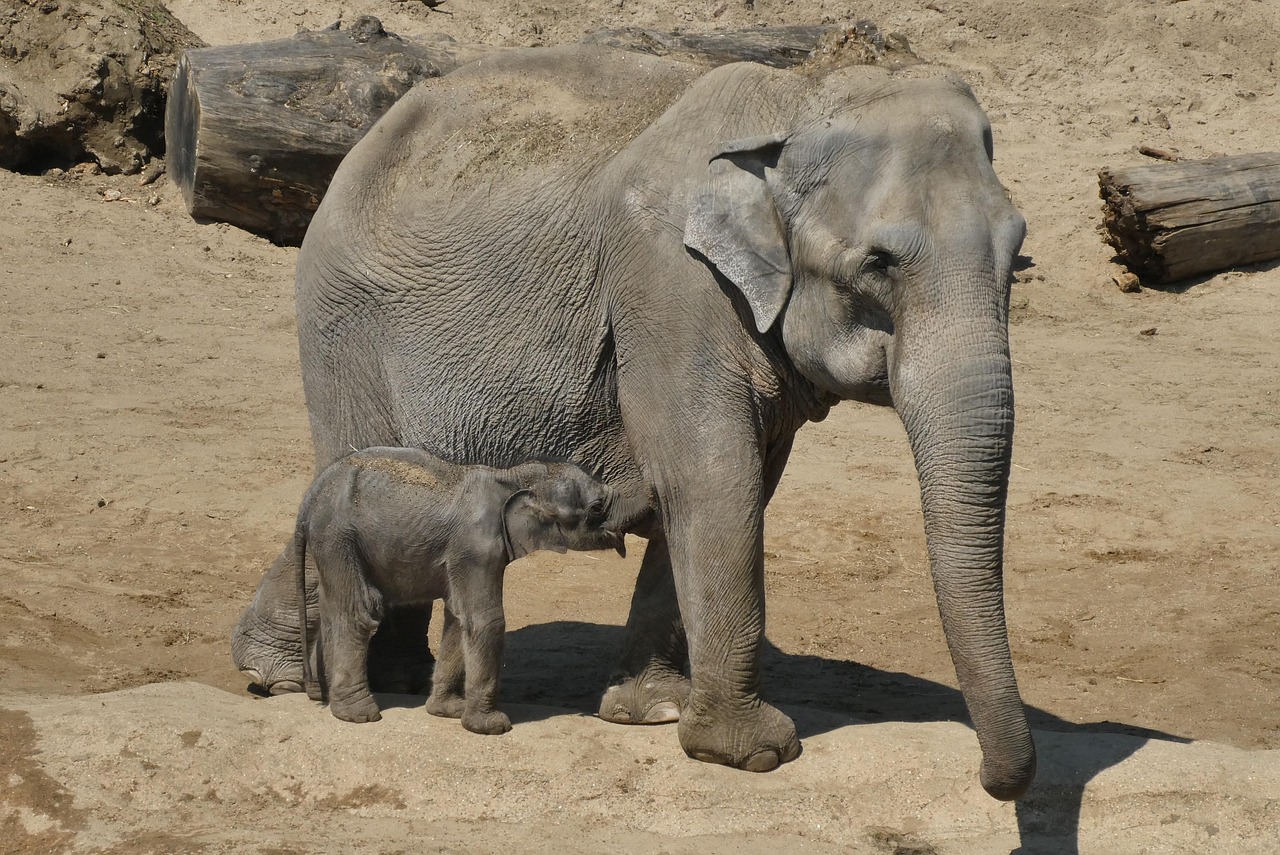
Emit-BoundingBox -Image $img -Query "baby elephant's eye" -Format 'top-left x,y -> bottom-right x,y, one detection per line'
585,499 -> 607,525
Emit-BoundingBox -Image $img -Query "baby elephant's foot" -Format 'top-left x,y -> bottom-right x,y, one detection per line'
329,690 -> 382,723
424,692 -> 465,719
462,708 -> 512,735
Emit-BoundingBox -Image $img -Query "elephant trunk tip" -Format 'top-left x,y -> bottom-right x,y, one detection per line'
980,747 -> 1037,801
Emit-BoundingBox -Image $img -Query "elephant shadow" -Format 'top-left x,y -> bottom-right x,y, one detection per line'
485,619 -> 1189,855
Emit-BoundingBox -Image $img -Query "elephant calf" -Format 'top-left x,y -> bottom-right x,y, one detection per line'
294,447 -> 626,734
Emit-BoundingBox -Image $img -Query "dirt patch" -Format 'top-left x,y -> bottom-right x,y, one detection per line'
0,709 -> 84,854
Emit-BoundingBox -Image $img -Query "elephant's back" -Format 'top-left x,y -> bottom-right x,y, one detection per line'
315,45 -> 704,236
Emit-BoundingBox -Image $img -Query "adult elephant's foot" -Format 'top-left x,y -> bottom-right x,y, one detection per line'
677,696 -> 801,772
231,606 -> 305,695
598,669 -> 689,725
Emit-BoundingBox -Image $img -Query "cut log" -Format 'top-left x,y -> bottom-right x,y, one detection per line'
583,24 -> 832,68
165,17 -> 490,245
1099,152 -> 1280,284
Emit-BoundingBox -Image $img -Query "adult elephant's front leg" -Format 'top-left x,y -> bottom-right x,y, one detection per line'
599,534 -> 690,725
666,493 -> 800,772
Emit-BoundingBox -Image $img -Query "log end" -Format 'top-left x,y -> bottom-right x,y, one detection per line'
165,53 -> 200,213
1098,167 -> 1168,284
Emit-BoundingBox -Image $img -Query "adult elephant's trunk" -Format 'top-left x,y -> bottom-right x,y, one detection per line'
890,312 -> 1036,801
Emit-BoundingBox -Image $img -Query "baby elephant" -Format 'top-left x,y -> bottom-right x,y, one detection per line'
294,447 -> 626,734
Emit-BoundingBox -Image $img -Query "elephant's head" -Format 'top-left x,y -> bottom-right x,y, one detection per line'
684,68 -> 1035,800
502,462 -> 628,562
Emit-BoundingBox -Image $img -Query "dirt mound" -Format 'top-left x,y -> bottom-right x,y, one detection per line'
0,0 -> 203,174
4,682 -> 1276,853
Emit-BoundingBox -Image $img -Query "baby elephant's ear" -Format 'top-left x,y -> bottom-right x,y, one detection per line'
501,489 -> 567,562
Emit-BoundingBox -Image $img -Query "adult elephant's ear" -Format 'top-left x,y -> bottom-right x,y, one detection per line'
684,133 -> 791,334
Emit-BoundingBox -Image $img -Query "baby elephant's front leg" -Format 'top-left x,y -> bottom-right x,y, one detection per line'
449,561 -> 511,735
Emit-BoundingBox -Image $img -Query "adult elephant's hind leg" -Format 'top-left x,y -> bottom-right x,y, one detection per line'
598,534 -> 690,725
232,542 -> 310,695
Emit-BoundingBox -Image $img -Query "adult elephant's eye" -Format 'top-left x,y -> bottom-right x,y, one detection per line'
863,249 -> 898,278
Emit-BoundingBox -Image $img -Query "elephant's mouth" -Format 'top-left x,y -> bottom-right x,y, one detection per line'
607,530 -> 627,558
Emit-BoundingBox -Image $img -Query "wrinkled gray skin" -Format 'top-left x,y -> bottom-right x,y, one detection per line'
295,448 -> 627,734
233,46 -> 1036,799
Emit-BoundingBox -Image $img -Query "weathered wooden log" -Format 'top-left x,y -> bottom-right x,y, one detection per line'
583,21 -> 916,70
165,16 -> 490,245
583,24 -> 832,68
1099,152 -> 1280,284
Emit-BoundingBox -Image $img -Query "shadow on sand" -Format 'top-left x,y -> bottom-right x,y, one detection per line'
458,619 -> 1189,855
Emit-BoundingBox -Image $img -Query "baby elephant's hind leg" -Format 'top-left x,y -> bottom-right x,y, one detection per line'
424,606 -> 465,719
317,541 -> 385,723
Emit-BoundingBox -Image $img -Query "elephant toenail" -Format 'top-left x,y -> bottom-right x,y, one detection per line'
642,703 -> 680,724
744,750 -> 780,772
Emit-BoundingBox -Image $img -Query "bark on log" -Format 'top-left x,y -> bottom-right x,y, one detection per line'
583,21 -> 917,70
582,24 -> 833,68
1099,152 -> 1280,284
165,16 -> 489,245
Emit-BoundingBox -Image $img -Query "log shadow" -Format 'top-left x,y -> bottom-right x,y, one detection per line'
1108,254 -> 1280,294
501,620 -> 1190,855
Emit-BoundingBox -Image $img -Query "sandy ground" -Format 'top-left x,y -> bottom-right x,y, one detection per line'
2,0 -> 1279,852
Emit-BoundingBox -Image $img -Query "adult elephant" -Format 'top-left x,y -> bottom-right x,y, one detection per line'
233,44 -> 1036,799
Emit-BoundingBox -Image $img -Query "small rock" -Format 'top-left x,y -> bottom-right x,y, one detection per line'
60,237 -> 72,247
97,498 -> 107,508
96,351 -> 107,358
102,189 -> 123,202
1138,145 -> 1180,162
1112,271 -> 1141,293
147,193 -> 161,207
138,161 -> 166,186
1139,327 -> 1158,337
